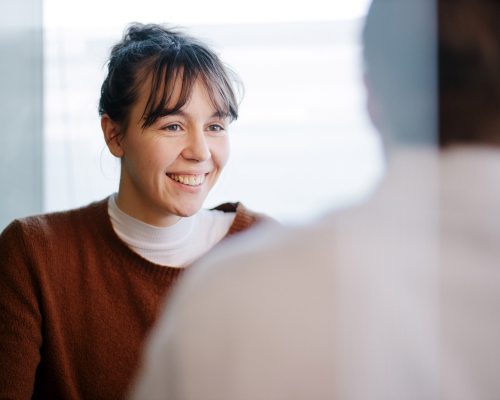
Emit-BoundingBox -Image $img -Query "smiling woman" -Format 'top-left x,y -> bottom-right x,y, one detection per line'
0,23 -> 269,399
99,26 -> 236,227
104,78 -> 231,227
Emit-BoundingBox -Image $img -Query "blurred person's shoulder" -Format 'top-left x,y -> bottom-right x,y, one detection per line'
178,212 -> 337,299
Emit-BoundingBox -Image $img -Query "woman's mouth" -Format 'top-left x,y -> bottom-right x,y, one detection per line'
166,173 -> 206,187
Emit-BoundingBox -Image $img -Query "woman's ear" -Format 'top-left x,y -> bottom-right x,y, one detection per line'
101,114 -> 124,158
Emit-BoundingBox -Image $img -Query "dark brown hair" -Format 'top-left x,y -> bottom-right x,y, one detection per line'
98,23 -> 240,132
439,0 -> 500,146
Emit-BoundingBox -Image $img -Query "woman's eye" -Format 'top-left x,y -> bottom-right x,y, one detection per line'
164,124 -> 182,132
208,124 -> 225,132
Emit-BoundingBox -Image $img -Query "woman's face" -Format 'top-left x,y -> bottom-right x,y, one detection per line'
112,76 -> 230,227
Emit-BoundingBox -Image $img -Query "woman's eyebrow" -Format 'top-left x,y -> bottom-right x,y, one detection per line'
210,111 -> 230,119
159,110 -> 229,119
153,109 -> 186,118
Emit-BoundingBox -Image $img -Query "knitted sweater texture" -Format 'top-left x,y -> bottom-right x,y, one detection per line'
0,198 -> 262,399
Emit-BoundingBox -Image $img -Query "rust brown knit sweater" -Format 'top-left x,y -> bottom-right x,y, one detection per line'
0,198 -> 263,399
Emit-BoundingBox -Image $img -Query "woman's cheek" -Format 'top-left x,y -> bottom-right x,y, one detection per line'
214,137 -> 230,169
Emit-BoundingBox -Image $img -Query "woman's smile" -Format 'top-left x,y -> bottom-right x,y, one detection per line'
166,173 -> 207,187
166,175 -> 206,194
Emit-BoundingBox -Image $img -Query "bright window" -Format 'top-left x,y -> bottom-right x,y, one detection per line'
43,0 -> 383,223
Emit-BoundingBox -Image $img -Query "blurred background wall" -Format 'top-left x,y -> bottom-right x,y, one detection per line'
1,1 -> 383,231
0,0 -> 43,229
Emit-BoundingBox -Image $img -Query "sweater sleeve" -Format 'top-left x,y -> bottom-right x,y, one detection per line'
0,220 -> 42,399
222,202 -> 279,237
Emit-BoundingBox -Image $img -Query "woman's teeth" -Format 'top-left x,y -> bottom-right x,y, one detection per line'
168,174 -> 205,186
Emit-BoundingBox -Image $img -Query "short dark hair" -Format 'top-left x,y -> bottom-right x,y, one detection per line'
98,23 -> 240,131
439,0 -> 500,146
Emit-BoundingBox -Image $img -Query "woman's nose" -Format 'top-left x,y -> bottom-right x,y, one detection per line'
181,129 -> 211,162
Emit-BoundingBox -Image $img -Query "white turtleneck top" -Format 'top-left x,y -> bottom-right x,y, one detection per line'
108,194 -> 236,268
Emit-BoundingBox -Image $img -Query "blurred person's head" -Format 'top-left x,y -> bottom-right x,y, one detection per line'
99,23 -> 240,226
363,0 -> 500,149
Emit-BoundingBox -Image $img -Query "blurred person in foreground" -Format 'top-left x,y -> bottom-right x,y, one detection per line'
130,0 -> 500,399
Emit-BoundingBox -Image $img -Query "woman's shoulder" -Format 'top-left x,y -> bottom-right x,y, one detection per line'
210,202 -> 277,236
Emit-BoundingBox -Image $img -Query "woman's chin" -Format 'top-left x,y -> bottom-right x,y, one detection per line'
171,203 -> 204,218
